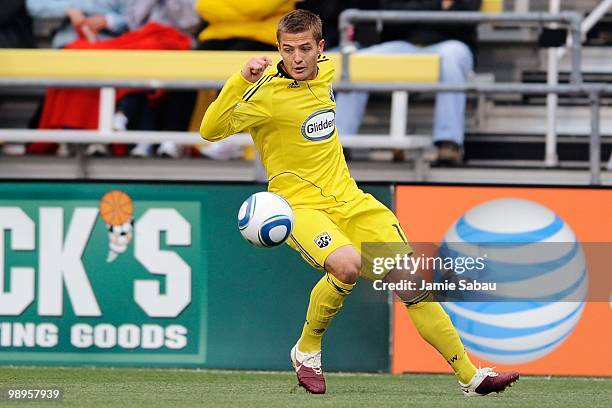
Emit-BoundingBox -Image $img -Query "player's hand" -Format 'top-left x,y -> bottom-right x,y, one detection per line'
241,56 -> 273,83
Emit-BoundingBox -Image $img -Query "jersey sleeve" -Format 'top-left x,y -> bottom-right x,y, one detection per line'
200,72 -> 272,142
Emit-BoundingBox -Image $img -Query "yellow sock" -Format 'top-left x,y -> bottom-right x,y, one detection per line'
406,296 -> 477,384
297,273 -> 354,352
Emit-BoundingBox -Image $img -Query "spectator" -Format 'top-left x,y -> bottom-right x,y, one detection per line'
121,0 -> 200,158
27,1 -> 196,158
0,0 -> 36,156
25,0 -> 129,155
196,0 -> 295,51
194,0 -> 296,160
126,0 -> 198,32
26,0 -> 128,48
0,0 -> 36,48
298,0 -> 379,50
335,0 -> 481,165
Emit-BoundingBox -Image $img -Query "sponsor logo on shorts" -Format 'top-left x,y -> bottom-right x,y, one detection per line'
301,109 -> 335,141
314,232 -> 332,248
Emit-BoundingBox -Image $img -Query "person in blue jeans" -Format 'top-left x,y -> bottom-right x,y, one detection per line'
335,0 -> 481,165
26,0 -> 128,48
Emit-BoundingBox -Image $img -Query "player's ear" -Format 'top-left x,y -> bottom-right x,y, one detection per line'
318,39 -> 325,54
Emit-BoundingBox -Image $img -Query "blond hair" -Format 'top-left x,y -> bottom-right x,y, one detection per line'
276,9 -> 323,43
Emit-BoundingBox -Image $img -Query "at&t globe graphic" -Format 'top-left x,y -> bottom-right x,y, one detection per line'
439,198 -> 588,364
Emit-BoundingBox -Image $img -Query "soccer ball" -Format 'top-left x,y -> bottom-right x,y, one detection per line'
238,192 -> 294,248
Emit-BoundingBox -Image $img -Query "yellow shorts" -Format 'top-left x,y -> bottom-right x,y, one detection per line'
286,193 -> 412,281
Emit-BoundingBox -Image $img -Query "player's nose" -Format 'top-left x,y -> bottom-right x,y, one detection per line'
293,51 -> 304,63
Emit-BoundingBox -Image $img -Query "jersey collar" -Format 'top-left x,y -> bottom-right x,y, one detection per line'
277,61 -> 292,79
277,61 -> 319,81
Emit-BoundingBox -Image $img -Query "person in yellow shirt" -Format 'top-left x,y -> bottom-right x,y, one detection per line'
195,0 -> 296,50
194,0 -> 297,160
200,9 -> 518,397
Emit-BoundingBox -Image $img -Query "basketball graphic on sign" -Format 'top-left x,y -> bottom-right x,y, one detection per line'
99,190 -> 135,263
100,190 -> 133,225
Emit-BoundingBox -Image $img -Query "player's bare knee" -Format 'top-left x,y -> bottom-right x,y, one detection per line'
326,257 -> 360,284
325,251 -> 360,284
334,261 -> 359,284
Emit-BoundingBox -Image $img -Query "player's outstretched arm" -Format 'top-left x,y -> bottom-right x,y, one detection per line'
200,56 -> 273,142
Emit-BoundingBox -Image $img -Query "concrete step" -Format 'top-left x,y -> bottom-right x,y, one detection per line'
364,100 -> 612,139
558,46 -> 612,73
513,0 -> 600,13
0,155 -> 609,185
474,104 -> 612,135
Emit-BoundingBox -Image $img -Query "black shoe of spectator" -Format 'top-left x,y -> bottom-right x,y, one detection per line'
433,141 -> 463,167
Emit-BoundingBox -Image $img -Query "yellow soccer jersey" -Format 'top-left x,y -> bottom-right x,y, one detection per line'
200,55 -> 362,209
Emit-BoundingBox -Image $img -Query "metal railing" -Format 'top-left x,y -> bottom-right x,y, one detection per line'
331,81 -> 608,184
1,78 -> 608,183
338,10 -> 583,84
338,9 -> 593,171
0,76 -> 433,150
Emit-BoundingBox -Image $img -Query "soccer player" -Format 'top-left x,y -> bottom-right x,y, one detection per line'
200,9 -> 519,396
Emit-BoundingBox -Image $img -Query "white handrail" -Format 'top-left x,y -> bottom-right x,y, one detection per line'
0,129 -> 431,149
581,0 -> 612,36
557,0 -> 612,60
546,0 -> 561,167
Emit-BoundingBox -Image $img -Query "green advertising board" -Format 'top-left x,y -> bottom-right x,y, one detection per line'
0,182 -> 391,371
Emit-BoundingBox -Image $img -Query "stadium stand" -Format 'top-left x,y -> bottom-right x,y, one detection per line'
353,0 -> 612,168
460,0 -> 612,164
0,49 -> 439,178
0,0 -> 611,185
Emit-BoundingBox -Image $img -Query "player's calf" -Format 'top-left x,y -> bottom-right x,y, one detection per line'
384,266 -> 429,304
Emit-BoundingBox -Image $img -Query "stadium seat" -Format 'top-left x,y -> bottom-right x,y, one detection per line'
0,49 -> 439,83
481,0 -> 503,13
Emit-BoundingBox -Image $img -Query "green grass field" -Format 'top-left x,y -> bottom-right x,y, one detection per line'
0,366 -> 610,407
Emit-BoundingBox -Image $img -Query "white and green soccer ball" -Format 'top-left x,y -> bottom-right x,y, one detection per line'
238,192 -> 294,248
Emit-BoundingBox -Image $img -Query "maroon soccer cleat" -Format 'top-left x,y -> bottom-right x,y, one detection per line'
459,367 -> 519,396
290,345 -> 326,394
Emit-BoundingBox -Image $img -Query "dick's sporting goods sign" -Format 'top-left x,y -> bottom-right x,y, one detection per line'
0,182 -> 392,371
0,183 -> 204,365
